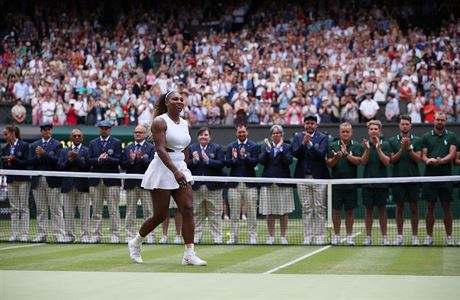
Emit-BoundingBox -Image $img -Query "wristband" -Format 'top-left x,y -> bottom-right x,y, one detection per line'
173,169 -> 180,175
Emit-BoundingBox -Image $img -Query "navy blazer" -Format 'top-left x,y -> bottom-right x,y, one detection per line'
224,139 -> 260,188
258,142 -> 294,187
29,138 -> 63,189
58,145 -> 90,193
120,141 -> 155,189
188,142 -> 226,191
292,131 -> 330,179
87,136 -> 122,187
1,140 -> 30,183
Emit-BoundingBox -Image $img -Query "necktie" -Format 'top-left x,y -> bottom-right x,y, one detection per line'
43,141 -> 48,148
135,143 -> 141,152
101,140 -> 106,148
10,145 -> 15,155
73,146 -> 78,152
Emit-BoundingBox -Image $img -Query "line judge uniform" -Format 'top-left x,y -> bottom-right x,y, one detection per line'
188,141 -> 226,244
87,125 -> 122,243
1,138 -> 30,241
58,143 -> 91,242
224,138 -> 260,244
292,126 -> 330,244
29,133 -> 65,242
258,142 -> 295,217
121,140 -> 155,241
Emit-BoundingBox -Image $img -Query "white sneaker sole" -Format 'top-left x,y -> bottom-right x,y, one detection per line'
181,258 -> 208,266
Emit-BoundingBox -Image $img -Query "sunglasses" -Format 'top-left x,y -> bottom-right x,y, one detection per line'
72,134 -> 82,137
134,131 -> 145,134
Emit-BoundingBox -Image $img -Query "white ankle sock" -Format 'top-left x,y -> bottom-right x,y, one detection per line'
184,244 -> 194,254
133,234 -> 144,246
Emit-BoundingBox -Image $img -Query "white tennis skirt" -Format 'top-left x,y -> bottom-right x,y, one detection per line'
141,152 -> 193,190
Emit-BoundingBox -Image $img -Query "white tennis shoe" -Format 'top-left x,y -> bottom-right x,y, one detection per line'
159,235 -> 168,244
128,240 -> 143,264
331,235 -> 341,245
266,236 -> 275,245
182,251 -> 207,266
363,236 -> 372,246
173,235 -> 182,244
393,235 -> 403,246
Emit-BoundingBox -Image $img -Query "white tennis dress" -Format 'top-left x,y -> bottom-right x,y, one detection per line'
141,113 -> 193,190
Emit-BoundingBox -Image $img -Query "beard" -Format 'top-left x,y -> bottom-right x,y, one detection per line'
435,123 -> 445,131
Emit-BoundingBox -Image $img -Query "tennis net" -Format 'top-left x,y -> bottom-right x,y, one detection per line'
0,169 -> 459,246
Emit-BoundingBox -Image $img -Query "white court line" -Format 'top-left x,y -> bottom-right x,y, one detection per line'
0,243 -> 45,251
264,232 -> 362,274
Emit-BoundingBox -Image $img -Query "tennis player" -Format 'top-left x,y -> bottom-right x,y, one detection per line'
128,91 -> 207,266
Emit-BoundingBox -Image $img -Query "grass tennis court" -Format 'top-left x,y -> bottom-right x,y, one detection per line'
1,242 -> 459,299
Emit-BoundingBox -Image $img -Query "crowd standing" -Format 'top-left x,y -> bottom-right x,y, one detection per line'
1,2 -> 459,246
1,1 -> 459,128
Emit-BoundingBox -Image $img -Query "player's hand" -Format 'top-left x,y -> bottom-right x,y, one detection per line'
174,170 -> 188,188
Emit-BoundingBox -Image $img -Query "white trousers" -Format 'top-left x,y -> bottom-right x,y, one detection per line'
8,181 -> 31,237
90,183 -> 120,240
62,187 -> 91,240
193,186 -> 223,242
33,177 -> 64,240
228,184 -> 257,239
297,182 -> 326,237
125,187 -> 153,240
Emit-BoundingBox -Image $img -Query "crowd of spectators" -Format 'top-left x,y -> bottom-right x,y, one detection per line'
1,0 -> 460,128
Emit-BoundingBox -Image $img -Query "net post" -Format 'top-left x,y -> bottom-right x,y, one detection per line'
327,182 -> 332,230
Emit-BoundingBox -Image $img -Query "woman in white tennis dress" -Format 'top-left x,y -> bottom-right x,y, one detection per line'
128,91 -> 207,266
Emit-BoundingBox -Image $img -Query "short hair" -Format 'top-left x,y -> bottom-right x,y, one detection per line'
269,124 -> 284,136
235,123 -> 247,130
339,122 -> 352,130
399,115 -> 412,123
366,119 -> 382,129
70,128 -> 84,138
197,127 -> 211,136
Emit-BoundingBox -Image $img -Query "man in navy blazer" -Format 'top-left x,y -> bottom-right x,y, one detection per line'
188,127 -> 226,244
2,125 -> 30,242
58,128 -> 92,243
224,123 -> 260,244
29,121 -> 66,243
292,115 -> 330,245
87,120 -> 122,243
121,125 -> 155,243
